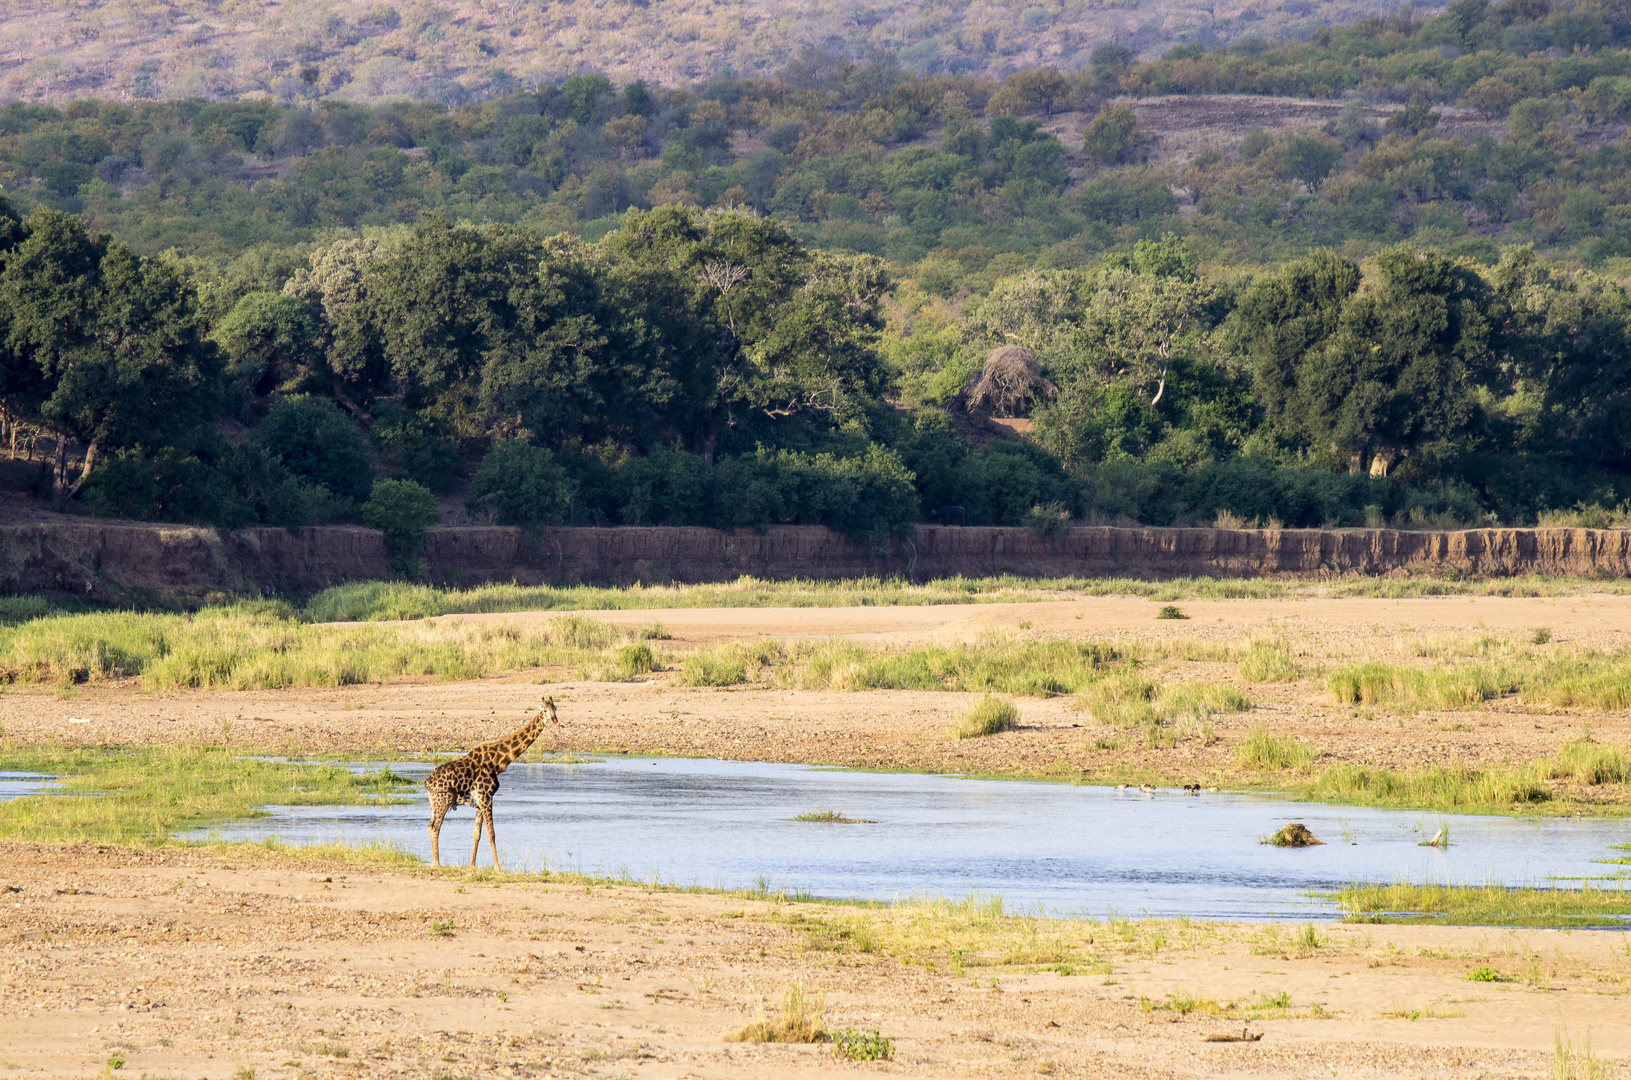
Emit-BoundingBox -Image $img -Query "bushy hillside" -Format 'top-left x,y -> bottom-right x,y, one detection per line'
7,0 -> 1442,105
3,2 -> 1629,272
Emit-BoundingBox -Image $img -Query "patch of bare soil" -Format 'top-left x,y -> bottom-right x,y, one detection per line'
7,843 -> 1631,1079
5,595 -> 1629,799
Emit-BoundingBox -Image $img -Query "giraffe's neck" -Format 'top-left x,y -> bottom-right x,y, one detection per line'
471,705 -> 554,771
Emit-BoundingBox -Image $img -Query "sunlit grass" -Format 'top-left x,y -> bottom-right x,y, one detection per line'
674,635 -> 1125,696
1077,675 -> 1247,748
1332,877 -> 1631,927
0,744 -> 415,845
1236,725 -> 1317,772
1328,654 -> 1631,713
0,607 -> 658,690
950,695 -> 1019,738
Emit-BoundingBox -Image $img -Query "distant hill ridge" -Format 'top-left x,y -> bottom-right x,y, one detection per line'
4,0 -> 1422,104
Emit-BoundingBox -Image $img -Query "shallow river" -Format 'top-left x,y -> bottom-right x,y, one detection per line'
187,757 -> 1631,921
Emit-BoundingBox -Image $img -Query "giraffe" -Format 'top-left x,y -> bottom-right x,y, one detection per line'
425,697 -> 560,869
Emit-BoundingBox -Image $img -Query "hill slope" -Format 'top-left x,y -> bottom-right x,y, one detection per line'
6,0 -> 1418,104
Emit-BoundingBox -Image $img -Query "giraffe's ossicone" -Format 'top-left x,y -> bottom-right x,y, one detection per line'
424,696 -> 559,869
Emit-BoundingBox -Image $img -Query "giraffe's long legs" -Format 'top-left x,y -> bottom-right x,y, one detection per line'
469,810 -> 483,868
484,810 -> 501,871
427,791 -> 453,868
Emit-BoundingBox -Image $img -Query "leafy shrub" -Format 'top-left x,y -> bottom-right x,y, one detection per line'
1082,103 -> 1147,165
360,479 -> 438,576
467,440 -> 576,526
712,445 -> 919,540
831,1028 -> 895,1061
252,395 -> 374,501
85,446 -> 243,525
1027,501 -> 1072,536
373,409 -> 464,493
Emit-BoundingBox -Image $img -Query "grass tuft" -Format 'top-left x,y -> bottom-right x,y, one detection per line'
792,807 -> 872,823
1237,638 -> 1298,683
723,983 -> 823,1044
1553,1027 -> 1612,1080
1235,725 -> 1317,772
951,695 -> 1019,739
1079,676 -> 1249,748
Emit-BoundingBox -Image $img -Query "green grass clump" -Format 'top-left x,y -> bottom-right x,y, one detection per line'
1328,654 -> 1631,714
0,744 -> 416,845
605,642 -> 656,680
673,635 -> 1123,696
1546,736 -> 1630,785
1332,878 -> 1631,927
1327,661 -> 1514,710
1520,655 -> 1631,711
1300,763 -> 1552,812
1238,639 -> 1299,683
1235,725 -> 1317,772
951,695 -> 1019,739
1078,676 -> 1249,748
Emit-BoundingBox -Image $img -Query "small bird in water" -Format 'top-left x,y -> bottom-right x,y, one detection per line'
1139,783 -> 1154,795
1115,783 -> 1129,792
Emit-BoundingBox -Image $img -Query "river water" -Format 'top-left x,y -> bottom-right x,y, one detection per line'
186,757 -> 1631,921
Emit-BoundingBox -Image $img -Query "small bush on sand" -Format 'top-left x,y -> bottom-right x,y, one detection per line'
831,1028 -> 895,1061
952,695 -> 1019,738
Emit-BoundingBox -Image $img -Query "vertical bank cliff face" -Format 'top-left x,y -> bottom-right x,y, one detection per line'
1,523 -> 1629,599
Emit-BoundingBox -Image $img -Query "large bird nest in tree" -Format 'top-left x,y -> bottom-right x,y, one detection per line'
962,345 -> 1057,417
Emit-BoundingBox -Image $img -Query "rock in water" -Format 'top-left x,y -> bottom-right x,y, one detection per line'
1266,822 -> 1325,847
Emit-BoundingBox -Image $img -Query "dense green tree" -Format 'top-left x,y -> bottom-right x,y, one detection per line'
1243,247 -> 1494,474
252,394 -> 373,501
0,209 -> 221,510
212,291 -> 324,399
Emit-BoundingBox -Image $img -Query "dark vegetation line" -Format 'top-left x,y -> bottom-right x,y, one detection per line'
0,1 -> 1627,566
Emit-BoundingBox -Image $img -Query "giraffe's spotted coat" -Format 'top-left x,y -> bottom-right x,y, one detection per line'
424,697 -> 558,868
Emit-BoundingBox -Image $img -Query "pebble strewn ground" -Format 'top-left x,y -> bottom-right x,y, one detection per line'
7,844 -> 1626,1079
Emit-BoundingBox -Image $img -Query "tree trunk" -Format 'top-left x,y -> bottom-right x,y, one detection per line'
50,437 -> 98,513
